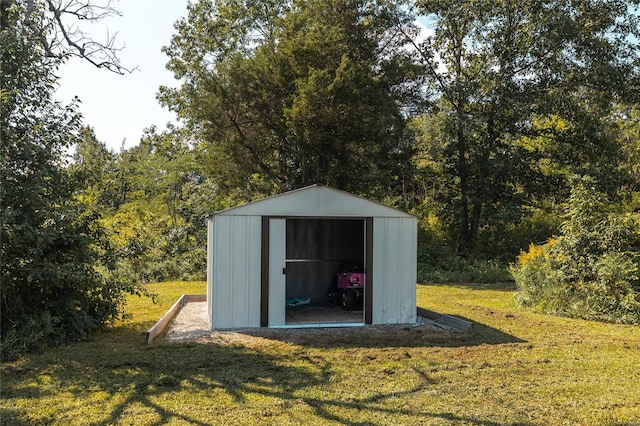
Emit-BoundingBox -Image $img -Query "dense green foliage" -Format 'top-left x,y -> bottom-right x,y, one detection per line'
70,126 -> 241,284
95,128 -> 218,282
159,0 -> 419,199
81,0 -> 639,324
0,1 -> 148,358
411,0 -> 640,255
2,0 -> 639,353
512,178 -> 640,324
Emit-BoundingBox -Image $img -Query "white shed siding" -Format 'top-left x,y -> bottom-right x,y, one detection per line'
208,215 -> 261,329
207,185 -> 417,330
268,218 -> 286,326
207,217 -> 214,323
245,217 -> 262,327
400,218 -> 418,322
372,217 -> 417,325
215,185 -> 413,219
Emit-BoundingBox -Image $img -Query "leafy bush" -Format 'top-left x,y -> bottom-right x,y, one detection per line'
512,179 -> 640,324
0,313 -> 55,359
0,5 -> 152,359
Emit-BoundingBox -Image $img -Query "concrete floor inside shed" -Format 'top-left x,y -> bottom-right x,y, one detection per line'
285,304 -> 363,325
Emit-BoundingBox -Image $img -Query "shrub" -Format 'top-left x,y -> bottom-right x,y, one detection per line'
0,313 -> 55,359
512,179 -> 640,324
0,5 -> 154,359
512,239 -> 572,313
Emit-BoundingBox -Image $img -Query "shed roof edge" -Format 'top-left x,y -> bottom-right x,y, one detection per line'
207,184 -> 415,218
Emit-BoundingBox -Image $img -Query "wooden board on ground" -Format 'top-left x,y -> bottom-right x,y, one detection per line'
146,294 -> 206,343
417,306 -> 473,332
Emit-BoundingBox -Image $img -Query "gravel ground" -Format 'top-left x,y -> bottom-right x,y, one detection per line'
164,302 -> 211,341
164,301 -> 453,347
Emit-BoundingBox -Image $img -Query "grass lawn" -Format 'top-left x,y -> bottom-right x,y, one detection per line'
2,281 -> 639,425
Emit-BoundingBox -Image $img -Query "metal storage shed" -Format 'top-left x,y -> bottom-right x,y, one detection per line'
207,184 -> 417,329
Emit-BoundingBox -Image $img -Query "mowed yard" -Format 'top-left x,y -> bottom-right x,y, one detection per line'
2,281 -> 639,425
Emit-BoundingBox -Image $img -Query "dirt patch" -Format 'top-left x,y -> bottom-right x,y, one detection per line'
164,302 -> 458,347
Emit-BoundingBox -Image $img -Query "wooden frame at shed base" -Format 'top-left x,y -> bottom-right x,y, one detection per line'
146,294 -> 206,344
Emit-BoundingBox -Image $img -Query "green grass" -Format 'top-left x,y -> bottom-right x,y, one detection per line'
2,281 -> 639,425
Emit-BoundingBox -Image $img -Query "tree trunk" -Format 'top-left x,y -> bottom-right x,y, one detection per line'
456,114 -> 471,254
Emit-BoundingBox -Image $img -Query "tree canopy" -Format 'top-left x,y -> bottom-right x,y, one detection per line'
412,0 -> 640,254
159,0 -> 421,199
2,0 -> 639,354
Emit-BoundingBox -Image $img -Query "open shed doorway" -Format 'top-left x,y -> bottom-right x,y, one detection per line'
285,218 -> 366,326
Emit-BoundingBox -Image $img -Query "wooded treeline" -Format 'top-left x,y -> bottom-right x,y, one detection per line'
91,0 -> 640,271
2,0 -> 640,355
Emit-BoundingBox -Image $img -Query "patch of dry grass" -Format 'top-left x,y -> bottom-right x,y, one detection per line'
1,281 -> 639,425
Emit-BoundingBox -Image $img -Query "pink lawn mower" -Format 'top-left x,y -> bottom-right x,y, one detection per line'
327,261 -> 365,310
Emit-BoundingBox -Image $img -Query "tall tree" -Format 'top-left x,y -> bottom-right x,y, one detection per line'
89,127 -> 221,283
413,0 -> 640,254
0,1 -> 144,357
159,0 -> 420,200
618,105 -> 640,195
71,126 -> 124,211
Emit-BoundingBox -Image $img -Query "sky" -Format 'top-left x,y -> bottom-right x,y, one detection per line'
55,0 -> 189,152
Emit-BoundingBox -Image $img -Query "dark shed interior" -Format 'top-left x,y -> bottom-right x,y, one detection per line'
285,218 -> 364,323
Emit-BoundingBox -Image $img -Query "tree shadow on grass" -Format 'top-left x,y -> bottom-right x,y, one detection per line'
232,315 -> 525,350
1,321 -> 533,426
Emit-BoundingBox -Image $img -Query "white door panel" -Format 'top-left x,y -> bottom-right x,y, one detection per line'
268,218 -> 286,326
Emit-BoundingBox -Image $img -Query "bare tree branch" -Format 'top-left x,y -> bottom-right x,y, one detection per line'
24,0 -> 136,74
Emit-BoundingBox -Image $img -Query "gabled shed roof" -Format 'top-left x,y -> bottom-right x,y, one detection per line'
211,184 -> 413,218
